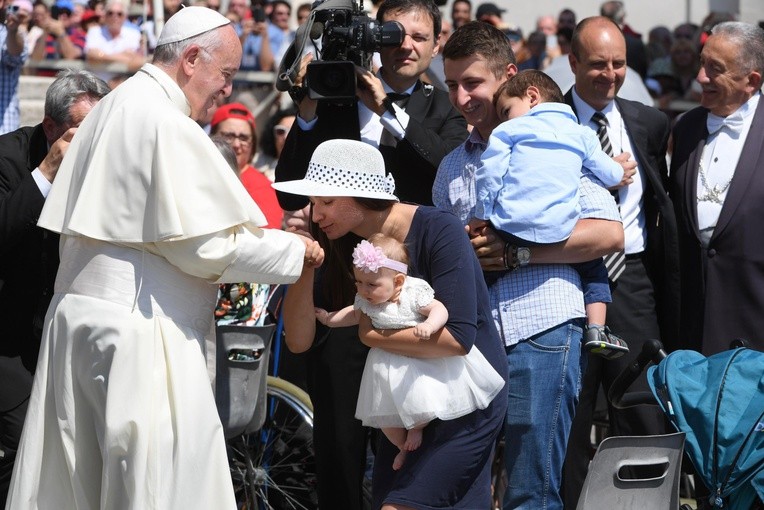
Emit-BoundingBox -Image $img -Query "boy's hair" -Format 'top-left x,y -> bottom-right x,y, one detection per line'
493,69 -> 564,108
377,0 -> 441,41
367,233 -> 410,266
442,20 -> 516,77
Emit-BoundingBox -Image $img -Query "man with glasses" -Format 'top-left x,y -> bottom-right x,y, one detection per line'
85,0 -> 144,85
5,8 -> 318,508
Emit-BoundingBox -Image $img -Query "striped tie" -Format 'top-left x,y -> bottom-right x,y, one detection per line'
592,112 -> 626,282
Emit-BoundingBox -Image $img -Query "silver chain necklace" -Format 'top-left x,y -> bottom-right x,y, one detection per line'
697,146 -> 732,204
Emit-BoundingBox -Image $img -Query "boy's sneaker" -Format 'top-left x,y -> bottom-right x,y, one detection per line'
584,325 -> 629,359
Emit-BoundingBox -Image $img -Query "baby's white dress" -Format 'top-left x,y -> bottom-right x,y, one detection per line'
354,277 -> 505,429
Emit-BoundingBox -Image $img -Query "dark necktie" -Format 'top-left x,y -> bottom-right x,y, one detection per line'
379,93 -> 411,148
592,111 -> 626,282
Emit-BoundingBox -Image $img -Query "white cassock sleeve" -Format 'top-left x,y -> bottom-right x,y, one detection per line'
150,225 -> 306,284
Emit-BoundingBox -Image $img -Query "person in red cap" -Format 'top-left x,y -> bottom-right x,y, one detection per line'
211,102 -> 283,229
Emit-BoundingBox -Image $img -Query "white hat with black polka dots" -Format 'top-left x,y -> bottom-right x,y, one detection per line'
272,139 -> 398,201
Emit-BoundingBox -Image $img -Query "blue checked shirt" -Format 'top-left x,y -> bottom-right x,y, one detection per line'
0,25 -> 27,135
433,129 -> 621,346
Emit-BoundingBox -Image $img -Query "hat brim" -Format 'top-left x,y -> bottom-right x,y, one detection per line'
272,179 -> 399,202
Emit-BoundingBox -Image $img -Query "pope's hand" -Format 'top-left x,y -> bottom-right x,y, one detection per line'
302,237 -> 324,269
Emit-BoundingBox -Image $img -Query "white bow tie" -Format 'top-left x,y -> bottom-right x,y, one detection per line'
707,111 -> 745,135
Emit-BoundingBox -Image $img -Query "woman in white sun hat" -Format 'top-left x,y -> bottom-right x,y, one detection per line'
273,139 -> 508,510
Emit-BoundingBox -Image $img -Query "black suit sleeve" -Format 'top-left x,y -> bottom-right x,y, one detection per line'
396,90 -> 468,183
0,127 -> 47,256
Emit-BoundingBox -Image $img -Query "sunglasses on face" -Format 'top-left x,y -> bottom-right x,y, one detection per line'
106,10 -> 125,17
273,125 -> 289,136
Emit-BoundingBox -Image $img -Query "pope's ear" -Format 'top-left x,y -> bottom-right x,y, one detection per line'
180,44 -> 203,75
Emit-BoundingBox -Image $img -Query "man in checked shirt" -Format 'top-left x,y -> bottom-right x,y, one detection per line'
433,21 -> 623,510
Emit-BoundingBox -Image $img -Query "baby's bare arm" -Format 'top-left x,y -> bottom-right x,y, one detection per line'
315,305 -> 360,327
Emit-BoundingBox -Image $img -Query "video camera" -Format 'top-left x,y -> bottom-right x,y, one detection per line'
277,0 -> 405,101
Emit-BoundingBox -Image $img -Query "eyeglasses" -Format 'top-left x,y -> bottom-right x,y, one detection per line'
273,125 -> 289,136
106,10 -> 125,17
219,131 -> 253,145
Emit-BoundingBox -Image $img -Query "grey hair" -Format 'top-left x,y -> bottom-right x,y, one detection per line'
45,69 -> 111,125
153,27 -> 227,65
711,22 -> 764,76
599,1 -> 625,25
211,136 -> 239,172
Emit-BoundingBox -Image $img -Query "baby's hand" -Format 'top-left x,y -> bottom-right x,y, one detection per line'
413,322 -> 434,340
315,307 -> 331,325
612,152 -> 637,189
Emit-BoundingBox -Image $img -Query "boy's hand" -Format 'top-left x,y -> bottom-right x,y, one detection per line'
612,152 -> 637,189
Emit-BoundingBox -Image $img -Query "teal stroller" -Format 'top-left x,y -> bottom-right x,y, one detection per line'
603,340 -> 764,510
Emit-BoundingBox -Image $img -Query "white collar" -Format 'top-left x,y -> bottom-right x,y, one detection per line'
571,88 -> 616,125
139,63 -> 192,117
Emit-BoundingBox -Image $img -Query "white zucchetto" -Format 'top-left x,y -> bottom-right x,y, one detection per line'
156,6 -> 230,46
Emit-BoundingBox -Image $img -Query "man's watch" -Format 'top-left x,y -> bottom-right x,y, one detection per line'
514,246 -> 531,268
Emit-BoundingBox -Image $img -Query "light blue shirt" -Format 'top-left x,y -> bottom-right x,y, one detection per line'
476,102 -> 623,244
434,129 -> 621,346
0,25 -> 27,135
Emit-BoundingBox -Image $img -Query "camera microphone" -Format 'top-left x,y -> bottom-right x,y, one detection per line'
310,21 -> 325,40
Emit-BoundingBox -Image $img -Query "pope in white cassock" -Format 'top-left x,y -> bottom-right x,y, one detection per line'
5,7 -> 323,510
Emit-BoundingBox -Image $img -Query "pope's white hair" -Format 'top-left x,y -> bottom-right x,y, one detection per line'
152,28 -> 226,65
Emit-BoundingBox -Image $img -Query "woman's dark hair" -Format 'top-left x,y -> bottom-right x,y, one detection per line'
259,106 -> 297,158
312,198 -> 396,310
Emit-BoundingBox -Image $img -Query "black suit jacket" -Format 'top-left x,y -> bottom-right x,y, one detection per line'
0,124 -> 58,373
275,81 -> 468,208
565,91 -> 681,346
669,99 -> 764,354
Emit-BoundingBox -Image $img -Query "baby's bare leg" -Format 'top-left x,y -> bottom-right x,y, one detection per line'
403,424 -> 426,451
382,427 -> 410,470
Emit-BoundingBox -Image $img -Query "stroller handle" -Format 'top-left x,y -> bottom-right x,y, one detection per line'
608,339 -> 667,409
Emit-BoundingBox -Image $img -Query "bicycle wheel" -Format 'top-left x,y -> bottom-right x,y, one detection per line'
228,376 -> 317,510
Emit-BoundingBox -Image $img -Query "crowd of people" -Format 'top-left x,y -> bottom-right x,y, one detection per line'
1,0 -> 763,509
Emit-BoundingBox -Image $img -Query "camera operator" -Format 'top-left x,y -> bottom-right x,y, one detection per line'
275,0 -> 468,212
30,0 -> 87,62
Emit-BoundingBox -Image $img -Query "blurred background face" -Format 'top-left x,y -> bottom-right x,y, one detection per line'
216,117 -> 255,170
451,0 -> 470,28
228,0 -> 247,20
273,114 -> 295,158
104,2 -> 125,33
270,1 -> 289,29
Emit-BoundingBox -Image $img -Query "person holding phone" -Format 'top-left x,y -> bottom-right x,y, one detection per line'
239,1 -> 274,72
1,0 -> 28,134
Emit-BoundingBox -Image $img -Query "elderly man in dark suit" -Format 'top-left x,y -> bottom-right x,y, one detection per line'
0,69 -> 109,505
669,21 -> 764,356
560,16 -> 681,508
275,0 -> 468,210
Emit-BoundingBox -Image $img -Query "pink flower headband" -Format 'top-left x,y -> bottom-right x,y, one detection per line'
352,240 -> 408,274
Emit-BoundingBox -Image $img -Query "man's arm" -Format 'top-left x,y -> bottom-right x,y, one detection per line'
471,172 -> 624,270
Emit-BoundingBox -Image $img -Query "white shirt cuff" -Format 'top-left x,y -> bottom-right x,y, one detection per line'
380,104 -> 409,141
32,168 -> 52,197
